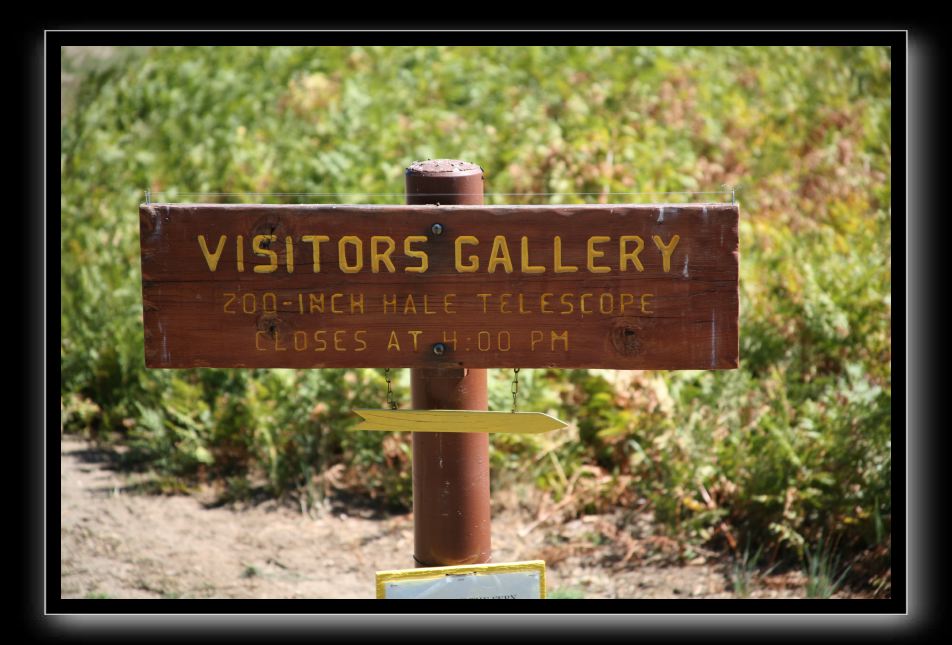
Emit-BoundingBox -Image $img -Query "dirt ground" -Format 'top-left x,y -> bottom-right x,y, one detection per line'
61,436 -> 852,600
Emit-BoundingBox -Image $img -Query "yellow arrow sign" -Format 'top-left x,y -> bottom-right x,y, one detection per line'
352,410 -> 567,435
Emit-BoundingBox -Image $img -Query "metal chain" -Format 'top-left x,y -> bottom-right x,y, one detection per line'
384,368 -> 397,410
511,368 -> 520,413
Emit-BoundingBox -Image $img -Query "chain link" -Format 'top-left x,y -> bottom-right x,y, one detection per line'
384,368 -> 397,410
511,368 -> 520,413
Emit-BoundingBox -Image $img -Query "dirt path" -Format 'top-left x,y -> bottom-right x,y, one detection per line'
61,436 -> 817,599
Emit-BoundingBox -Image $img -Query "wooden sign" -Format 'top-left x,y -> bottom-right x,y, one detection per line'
139,203 -> 738,369
353,410 -> 567,434
376,560 -> 546,599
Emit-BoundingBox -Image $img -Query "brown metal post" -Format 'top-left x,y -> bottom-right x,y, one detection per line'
405,159 -> 491,567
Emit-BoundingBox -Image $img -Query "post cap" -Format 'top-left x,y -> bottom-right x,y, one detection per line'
406,159 -> 482,177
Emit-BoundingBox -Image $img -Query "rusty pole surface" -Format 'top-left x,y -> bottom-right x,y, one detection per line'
406,159 -> 492,567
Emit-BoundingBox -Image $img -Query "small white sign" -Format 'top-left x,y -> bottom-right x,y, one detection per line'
376,560 -> 545,599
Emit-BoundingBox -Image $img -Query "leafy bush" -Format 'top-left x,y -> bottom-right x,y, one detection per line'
60,45 -> 891,588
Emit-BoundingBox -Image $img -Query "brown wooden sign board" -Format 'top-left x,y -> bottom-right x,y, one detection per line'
139,203 -> 738,370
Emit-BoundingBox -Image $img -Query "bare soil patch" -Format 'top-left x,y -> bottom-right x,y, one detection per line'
60,436 -> 855,600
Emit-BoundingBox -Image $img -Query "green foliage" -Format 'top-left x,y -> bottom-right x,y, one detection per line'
548,586 -> 585,599
729,541 -> 777,598
804,535 -> 852,598
60,46 -> 891,586
84,591 -> 111,599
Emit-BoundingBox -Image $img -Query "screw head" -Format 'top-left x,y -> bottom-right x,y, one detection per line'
431,223 -> 444,236
432,343 -> 446,356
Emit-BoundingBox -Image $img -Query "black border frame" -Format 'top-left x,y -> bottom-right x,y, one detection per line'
28,25 -> 930,640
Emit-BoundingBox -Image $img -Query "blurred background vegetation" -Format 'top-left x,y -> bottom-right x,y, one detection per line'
60,45 -> 891,595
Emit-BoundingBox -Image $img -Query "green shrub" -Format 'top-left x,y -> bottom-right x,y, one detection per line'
61,45 -> 891,587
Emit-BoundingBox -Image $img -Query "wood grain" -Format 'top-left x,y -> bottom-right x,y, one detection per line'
139,203 -> 738,369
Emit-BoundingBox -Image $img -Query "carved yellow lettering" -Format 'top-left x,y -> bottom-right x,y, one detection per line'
350,293 -> 365,314
518,294 -> 531,314
444,294 -> 456,314
403,294 -> 417,314
580,293 -> 593,314
383,294 -> 397,313
599,293 -> 614,314
553,236 -> 578,273
334,330 -> 346,351
223,292 -> 237,314
354,331 -> 367,352
423,295 -> 435,315
540,293 -> 554,314
302,235 -> 329,272
313,331 -> 327,351
255,331 -> 267,351
331,293 -> 344,314
293,331 -> 307,351
498,331 -> 511,351
387,331 -> 401,351
236,235 -> 244,272
262,292 -> 277,314
619,236 -> 645,272
551,330 -> 569,351
487,236 -> 513,273
455,236 -> 479,272
652,234 -> 680,272
587,236 -> 610,273
560,293 -> 575,315
641,293 -> 654,314
309,293 -> 324,313
530,330 -> 544,350
339,236 -> 363,273
285,236 -> 294,273
442,330 -> 457,351
371,236 -> 396,273
520,237 -> 545,273
198,235 -> 227,272
477,293 -> 492,313
404,236 -> 428,273
253,235 -> 278,273
620,293 -> 635,313
408,330 -> 422,351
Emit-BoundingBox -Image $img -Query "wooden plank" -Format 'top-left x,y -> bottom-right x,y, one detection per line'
139,203 -> 738,369
352,410 -> 568,434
